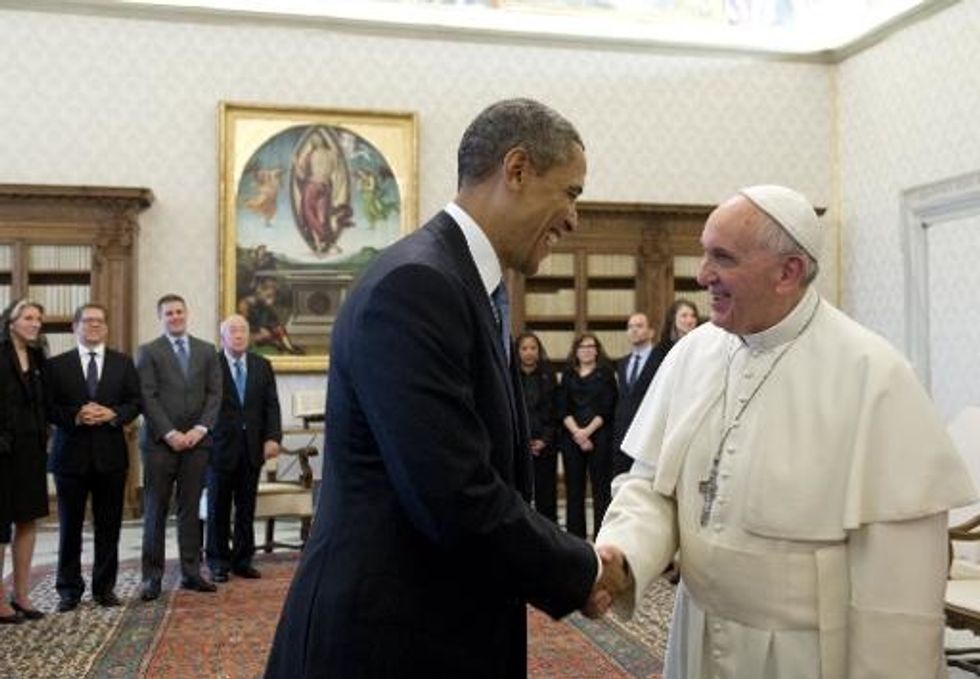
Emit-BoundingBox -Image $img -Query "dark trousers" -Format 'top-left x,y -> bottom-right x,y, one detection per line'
531,450 -> 557,523
54,469 -> 126,600
141,446 -> 209,582
205,456 -> 261,573
561,433 -> 612,540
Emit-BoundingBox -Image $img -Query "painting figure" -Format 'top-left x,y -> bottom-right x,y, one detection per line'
243,167 -> 284,226
237,276 -> 302,355
291,128 -> 354,255
355,168 -> 398,228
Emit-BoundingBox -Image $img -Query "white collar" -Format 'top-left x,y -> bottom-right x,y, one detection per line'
445,202 -> 502,297
740,286 -> 820,353
631,343 -> 653,359
78,343 -> 105,357
224,349 -> 247,366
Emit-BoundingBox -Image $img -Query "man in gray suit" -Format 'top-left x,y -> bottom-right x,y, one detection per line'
137,294 -> 222,600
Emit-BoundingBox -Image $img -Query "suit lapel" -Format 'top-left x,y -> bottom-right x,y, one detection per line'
428,213 -> 524,468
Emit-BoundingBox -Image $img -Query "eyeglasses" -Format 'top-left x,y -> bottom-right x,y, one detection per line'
80,318 -> 106,326
577,344 -> 598,350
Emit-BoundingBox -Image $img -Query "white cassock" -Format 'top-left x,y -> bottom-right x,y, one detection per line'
597,286 -> 977,679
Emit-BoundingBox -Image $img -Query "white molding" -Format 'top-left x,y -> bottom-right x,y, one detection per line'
902,170 -> 980,388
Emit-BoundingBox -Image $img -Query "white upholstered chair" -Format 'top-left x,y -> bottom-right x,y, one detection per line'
254,443 -> 318,552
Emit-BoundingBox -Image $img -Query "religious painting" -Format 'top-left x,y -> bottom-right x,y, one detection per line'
219,102 -> 418,373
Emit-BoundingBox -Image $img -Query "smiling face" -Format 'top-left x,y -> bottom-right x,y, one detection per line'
10,304 -> 42,344
696,196 -> 798,335
673,304 -> 699,338
74,306 -> 108,348
497,144 -> 585,276
159,300 -> 188,337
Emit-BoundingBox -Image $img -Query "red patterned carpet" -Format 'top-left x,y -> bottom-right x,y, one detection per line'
1,552 -> 666,678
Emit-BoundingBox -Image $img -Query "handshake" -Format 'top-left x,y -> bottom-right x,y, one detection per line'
581,545 -> 630,619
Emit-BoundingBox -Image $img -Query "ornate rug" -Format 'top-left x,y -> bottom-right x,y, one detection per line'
1,553 -> 672,678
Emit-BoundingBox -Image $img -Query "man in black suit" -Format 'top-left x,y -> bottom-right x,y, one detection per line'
205,314 -> 282,582
137,294 -> 222,600
264,99 -> 628,679
612,312 -> 660,476
46,303 -> 141,611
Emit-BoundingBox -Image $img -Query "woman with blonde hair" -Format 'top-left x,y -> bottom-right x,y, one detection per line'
0,299 -> 48,623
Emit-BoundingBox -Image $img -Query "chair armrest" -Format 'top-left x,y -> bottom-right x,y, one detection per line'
277,445 -> 319,488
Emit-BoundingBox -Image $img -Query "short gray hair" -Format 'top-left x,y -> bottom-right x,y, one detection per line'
753,212 -> 819,285
457,98 -> 583,188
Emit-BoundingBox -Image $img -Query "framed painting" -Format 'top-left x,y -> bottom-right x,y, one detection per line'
219,102 -> 418,372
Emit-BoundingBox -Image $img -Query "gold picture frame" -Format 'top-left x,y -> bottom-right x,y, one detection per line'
219,102 -> 418,373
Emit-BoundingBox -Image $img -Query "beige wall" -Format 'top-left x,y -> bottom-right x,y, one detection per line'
838,0 -> 980,349
1,7 -> 841,419
0,8 -> 836,326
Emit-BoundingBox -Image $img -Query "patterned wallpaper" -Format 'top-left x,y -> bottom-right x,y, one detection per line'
838,0 -> 980,349
0,7 -> 836,405
929,214 -> 980,422
837,0 -> 980,422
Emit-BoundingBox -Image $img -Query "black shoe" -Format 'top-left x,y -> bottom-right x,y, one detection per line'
57,597 -> 81,613
140,580 -> 161,602
232,565 -> 261,579
180,576 -> 217,593
0,610 -> 24,625
94,592 -> 122,608
211,570 -> 229,583
9,599 -> 45,620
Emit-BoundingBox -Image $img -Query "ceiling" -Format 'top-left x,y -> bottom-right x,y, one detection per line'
12,0 -> 961,59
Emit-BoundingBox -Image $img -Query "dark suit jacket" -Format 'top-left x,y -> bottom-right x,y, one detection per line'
210,351 -> 282,472
136,335 -> 222,452
265,212 -> 597,679
46,348 -> 142,475
612,344 -> 666,453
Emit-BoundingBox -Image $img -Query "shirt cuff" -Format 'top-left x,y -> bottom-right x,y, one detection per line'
194,425 -> 208,435
593,547 -> 603,585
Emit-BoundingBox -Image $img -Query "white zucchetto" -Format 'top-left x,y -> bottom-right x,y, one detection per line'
739,185 -> 822,262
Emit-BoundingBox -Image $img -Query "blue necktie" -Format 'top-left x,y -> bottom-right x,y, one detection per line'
491,282 -> 511,363
85,351 -> 99,399
174,338 -> 189,377
628,353 -> 642,387
234,358 -> 246,405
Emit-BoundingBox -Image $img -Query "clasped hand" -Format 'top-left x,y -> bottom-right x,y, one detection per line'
581,545 -> 629,619
76,402 -> 117,426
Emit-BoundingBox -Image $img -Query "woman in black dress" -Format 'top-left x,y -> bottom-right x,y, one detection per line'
0,299 -> 48,622
557,333 -> 617,540
515,331 -> 558,523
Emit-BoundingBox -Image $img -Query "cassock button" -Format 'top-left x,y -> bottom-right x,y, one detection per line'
713,621 -> 723,633
712,648 -> 722,659
712,523 -> 723,532
720,470 -> 731,479
743,371 -> 754,379
726,445 -> 736,454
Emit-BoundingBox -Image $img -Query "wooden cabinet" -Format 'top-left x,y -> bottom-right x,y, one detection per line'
0,185 -> 152,353
0,184 -> 153,516
509,201 -> 712,361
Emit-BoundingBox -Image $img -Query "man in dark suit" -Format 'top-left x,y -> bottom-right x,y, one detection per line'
612,312 -> 661,476
137,293 -> 222,600
205,313 -> 282,582
46,303 -> 141,611
264,99 -> 628,679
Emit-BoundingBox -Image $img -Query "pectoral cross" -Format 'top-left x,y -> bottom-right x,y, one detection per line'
698,468 -> 719,527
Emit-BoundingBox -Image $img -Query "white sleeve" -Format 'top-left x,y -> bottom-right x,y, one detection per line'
596,473 -> 678,619
847,511 -> 948,679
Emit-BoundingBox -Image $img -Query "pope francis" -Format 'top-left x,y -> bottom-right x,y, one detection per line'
596,185 -> 976,679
